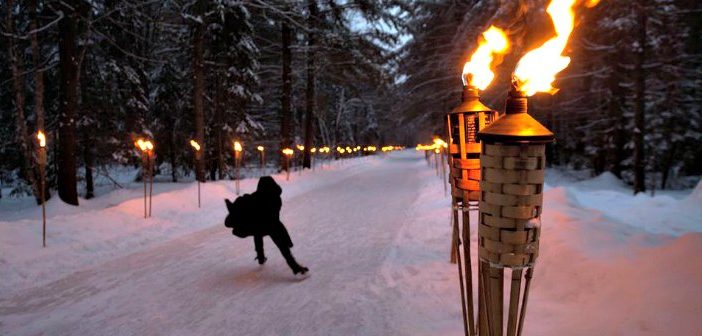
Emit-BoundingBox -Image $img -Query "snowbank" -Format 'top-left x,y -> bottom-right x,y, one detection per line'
0,156 -> 379,294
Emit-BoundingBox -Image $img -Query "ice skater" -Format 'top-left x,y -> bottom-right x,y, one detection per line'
224,176 -> 309,276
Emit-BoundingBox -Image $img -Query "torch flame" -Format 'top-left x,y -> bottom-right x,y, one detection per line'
282,148 -> 294,156
233,141 -> 242,152
190,140 -> 201,151
514,0 -> 590,96
136,139 -> 147,151
37,131 -> 46,148
462,25 -> 509,90
257,145 -> 264,152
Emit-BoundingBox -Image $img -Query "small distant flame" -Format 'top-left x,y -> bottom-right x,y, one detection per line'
432,138 -> 447,148
513,0 -> 598,95
462,25 -> 509,90
37,131 -> 46,148
311,148 -> 317,153
135,138 -> 153,152
257,145 -> 264,152
282,148 -> 294,156
296,145 -> 305,151
190,140 -> 201,151
233,141 -> 243,152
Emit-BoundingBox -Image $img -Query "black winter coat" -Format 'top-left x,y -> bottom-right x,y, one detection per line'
225,176 -> 293,247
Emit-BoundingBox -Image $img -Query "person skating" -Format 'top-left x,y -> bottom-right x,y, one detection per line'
224,176 -> 309,276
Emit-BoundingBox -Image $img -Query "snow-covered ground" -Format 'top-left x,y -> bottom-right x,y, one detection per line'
1,151 -> 701,335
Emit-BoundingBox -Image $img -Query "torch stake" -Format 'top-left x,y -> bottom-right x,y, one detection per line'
196,153 -> 201,208
39,147 -> 46,248
286,156 -> 290,181
452,208 -> 470,336
148,152 -> 153,217
260,151 -> 265,176
435,150 -> 440,176
235,152 -> 240,195
441,148 -> 447,196
506,268 -> 524,336
516,267 -> 534,336
143,153 -> 147,219
462,207 -> 476,336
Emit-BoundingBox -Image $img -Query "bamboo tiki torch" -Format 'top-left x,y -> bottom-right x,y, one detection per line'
136,139 -> 148,219
282,148 -> 293,181
190,140 -> 202,208
447,84 -> 499,336
476,83 -> 553,336
311,147 -> 316,171
234,141 -> 243,195
297,145 -> 304,175
447,24 -> 509,336
257,145 -> 265,176
145,140 -> 154,218
37,131 -> 47,247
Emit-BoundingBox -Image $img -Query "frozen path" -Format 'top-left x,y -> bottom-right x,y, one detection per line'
0,152 -> 444,335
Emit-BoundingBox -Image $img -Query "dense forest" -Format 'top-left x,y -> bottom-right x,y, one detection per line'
2,0 -> 701,205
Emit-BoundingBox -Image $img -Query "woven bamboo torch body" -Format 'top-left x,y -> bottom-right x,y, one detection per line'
476,89 -> 554,336
446,86 -> 499,336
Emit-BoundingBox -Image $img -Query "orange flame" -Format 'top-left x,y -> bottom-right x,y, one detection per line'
462,26 -> 509,90
514,0 -> 597,96
233,141 -> 242,152
257,145 -> 264,152
37,131 -> 46,148
282,148 -> 294,156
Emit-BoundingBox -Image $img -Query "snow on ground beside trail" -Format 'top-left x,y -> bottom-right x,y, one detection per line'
0,156 -> 379,294
1,151 -> 701,335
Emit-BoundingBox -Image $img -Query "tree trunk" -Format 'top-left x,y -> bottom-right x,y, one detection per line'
6,0 -> 40,202
215,77 -> 225,180
302,0 -> 318,169
30,0 -> 50,202
169,117 -> 178,183
280,21 -> 293,172
192,0 -> 206,183
633,3 -> 648,194
57,0 -> 80,205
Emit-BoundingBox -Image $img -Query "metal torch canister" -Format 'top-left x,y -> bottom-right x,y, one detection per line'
446,85 -> 499,336
475,88 -> 554,336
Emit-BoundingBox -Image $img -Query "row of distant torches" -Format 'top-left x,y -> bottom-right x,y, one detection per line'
34,131 -> 402,246
445,1 -> 600,335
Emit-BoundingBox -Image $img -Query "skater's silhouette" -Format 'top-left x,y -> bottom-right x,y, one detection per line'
225,176 -> 308,275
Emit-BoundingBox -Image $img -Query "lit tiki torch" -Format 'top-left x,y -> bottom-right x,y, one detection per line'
310,147 -> 317,171
446,25 -> 508,336
476,1 -> 597,335
282,148 -> 294,181
257,145 -> 265,175
190,139 -> 202,208
296,145 -> 304,175
135,138 -> 154,218
234,141 -> 243,195
433,138 -> 448,193
37,131 -> 47,247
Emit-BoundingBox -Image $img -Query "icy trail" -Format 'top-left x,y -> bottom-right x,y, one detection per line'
1,151 -> 701,335
0,153 -> 437,335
